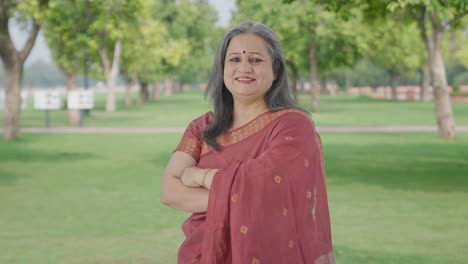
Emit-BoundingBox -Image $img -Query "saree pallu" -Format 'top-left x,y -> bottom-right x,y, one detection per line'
175,109 -> 334,264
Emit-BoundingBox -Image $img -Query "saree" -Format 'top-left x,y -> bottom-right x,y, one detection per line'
175,109 -> 334,264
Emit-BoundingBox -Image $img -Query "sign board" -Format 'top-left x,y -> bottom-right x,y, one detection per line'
68,90 -> 94,110
21,91 -> 28,109
0,90 -> 29,110
34,90 -> 62,110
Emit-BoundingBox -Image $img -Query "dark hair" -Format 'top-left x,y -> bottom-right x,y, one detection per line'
203,21 -> 302,150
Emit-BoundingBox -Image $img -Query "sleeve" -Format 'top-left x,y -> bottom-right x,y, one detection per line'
174,117 -> 204,163
200,113 -> 335,264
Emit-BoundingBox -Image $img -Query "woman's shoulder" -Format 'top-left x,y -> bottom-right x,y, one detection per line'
271,108 -> 313,125
265,108 -> 318,135
188,111 -> 214,131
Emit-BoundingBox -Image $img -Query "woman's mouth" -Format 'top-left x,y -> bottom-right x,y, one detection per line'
235,77 -> 256,84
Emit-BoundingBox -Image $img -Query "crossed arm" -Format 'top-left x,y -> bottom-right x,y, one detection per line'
159,151 -> 218,213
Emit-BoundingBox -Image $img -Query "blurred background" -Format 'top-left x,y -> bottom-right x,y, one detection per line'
0,0 -> 467,263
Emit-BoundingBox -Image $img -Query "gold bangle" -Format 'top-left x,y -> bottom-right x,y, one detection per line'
202,168 -> 212,186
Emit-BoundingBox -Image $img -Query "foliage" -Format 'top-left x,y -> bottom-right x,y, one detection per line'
347,60 -> 388,87
158,0 -> 221,83
234,0 -> 367,86
450,23 -> 468,69
44,0 -> 87,75
367,19 -> 423,78
120,0 -> 189,83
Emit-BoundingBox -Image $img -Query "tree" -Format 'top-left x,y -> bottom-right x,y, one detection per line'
152,0 -> 217,96
120,0 -> 190,104
171,0 -> 221,86
44,0 -> 88,125
85,0 -> 142,112
0,0 -> 49,140
406,1 -> 465,138
235,0 -> 366,111
367,19 -> 422,100
307,0 -> 468,138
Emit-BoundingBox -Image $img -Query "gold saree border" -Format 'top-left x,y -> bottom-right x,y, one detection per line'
200,109 -> 310,157
176,137 -> 201,161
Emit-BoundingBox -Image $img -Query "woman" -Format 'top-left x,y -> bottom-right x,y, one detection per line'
160,21 -> 334,264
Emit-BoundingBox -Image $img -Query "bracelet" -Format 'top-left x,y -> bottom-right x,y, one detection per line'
202,168 -> 213,187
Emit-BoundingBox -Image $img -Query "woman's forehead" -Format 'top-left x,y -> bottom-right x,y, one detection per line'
226,33 -> 268,54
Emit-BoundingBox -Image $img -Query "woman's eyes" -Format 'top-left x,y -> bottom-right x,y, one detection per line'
229,57 -> 263,63
250,58 -> 263,63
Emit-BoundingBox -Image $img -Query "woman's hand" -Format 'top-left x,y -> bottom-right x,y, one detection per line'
181,167 -> 205,187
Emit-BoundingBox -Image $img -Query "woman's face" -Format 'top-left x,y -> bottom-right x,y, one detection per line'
223,33 -> 275,102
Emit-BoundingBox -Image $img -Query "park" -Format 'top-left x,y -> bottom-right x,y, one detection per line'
1,0 -> 468,263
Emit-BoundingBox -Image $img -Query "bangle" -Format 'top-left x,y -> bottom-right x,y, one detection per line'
202,168 -> 213,187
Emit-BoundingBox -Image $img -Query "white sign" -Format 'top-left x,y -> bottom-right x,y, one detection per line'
34,90 -> 62,110
21,91 -> 28,109
68,90 -> 94,110
0,90 -> 29,110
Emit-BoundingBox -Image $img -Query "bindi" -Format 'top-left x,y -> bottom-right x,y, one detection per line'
242,50 -> 246,54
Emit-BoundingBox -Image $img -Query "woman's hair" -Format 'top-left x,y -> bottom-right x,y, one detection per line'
203,21 -> 301,150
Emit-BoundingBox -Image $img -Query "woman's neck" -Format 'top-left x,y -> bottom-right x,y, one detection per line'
231,100 -> 269,130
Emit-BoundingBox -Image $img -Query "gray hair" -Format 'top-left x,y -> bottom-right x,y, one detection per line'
203,21 -> 301,150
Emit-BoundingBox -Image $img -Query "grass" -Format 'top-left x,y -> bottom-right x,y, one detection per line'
8,90 -> 468,128
1,133 -> 468,263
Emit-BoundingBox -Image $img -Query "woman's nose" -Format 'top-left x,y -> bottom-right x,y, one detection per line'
238,60 -> 252,73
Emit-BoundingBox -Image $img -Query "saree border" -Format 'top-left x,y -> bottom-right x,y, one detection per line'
200,109 -> 310,157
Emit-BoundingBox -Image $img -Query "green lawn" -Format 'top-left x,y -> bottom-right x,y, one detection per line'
11,90 -> 468,128
1,133 -> 467,263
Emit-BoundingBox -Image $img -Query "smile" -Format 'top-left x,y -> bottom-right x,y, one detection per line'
235,77 -> 256,83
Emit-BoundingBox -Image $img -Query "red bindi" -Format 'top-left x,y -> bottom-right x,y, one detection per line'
242,50 -> 246,54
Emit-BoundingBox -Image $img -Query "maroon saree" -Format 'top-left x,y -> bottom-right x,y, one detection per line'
175,109 -> 334,264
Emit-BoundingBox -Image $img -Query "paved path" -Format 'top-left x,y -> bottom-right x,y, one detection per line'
4,126 -> 468,134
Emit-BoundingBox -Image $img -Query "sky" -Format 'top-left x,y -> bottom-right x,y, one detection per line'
9,0 -> 235,66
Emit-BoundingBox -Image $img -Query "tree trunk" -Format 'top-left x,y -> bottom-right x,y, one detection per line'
164,79 -> 174,96
289,74 -> 298,103
174,81 -> 181,94
288,62 -> 298,103
320,78 -> 327,95
309,41 -> 320,112
389,71 -> 400,101
125,84 -> 132,107
430,27 -> 456,139
419,64 -> 431,101
3,65 -> 22,139
152,82 -> 161,102
344,68 -> 351,91
105,74 -> 117,112
124,73 -> 137,108
99,39 -> 122,113
65,72 -> 80,126
138,82 -> 149,104
418,8 -> 455,139
0,15 -> 41,140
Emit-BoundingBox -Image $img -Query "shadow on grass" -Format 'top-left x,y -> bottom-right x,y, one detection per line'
0,145 -> 94,186
0,145 -> 95,163
0,168 -> 26,186
324,139 -> 468,193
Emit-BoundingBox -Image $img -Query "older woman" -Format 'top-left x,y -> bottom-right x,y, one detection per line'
160,21 -> 334,264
